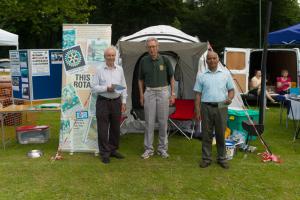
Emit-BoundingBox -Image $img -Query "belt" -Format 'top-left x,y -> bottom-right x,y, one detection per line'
98,96 -> 120,101
203,102 -> 218,107
146,86 -> 168,91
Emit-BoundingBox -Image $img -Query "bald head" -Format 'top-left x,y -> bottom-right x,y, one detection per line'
206,51 -> 219,71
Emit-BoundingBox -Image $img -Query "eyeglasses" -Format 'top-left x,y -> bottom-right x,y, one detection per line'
147,45 -> 158,49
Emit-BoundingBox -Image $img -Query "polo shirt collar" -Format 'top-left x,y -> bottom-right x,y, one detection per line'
150,54 -> 161,61
204,65 -> 223,74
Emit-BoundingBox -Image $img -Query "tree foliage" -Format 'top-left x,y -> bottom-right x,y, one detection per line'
89,0 -> 185,44
0,0 -> 299,51
0,0 -> 94,48
180,0 -> 300,51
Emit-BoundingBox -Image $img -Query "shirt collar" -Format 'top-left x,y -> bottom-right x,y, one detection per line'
104,64 -> 116,69
204,65 -> 223,74
150,54 -> 161,61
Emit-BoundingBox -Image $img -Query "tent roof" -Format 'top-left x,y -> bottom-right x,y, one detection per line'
119,25 -> 200,43
268,23 -> 300,45
0,28 -> 19,47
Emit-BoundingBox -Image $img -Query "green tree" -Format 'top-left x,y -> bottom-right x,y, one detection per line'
180,0 -> 300,52
0,0 -> 94,48
89,0 -> 185,44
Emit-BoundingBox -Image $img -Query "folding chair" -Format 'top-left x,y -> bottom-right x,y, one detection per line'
168,99 -> 195,140
120,115 -> 128,128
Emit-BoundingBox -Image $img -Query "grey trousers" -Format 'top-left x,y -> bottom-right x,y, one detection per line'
144,88 -> 169,152
201,103 -> 228,163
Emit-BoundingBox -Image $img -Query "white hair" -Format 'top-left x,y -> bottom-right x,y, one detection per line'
104,46 -> 117,57
145,37 -> 158,47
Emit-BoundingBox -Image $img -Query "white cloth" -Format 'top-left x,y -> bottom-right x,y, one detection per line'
288,99 -> 300,120
91,63 -> 127,104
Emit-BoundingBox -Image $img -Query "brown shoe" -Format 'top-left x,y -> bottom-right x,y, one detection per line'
217,161 -> 229,169
199,161 -> 211,168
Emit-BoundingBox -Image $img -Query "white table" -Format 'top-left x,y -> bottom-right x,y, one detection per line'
288,98 -> 300,140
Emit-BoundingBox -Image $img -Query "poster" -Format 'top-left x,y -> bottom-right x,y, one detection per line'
9,51 -> 20,76
67,73 -> 92,90
51,51 -> 63,64
9,49 -> 62,101
12,77 -> 19,91
59,24 -> 112,153
63,29 -> 76,49
22,83 -> 29,99
86,39 -> 109,63
61,84 -> 83,117
31,50 -> 50,76
63,45 -> 86,74
19,51 -> 29,83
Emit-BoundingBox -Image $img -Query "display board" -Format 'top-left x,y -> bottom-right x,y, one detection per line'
59,24 -> 111,153
9,49 -> 62,100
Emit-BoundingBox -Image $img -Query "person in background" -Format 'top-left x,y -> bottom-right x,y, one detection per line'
276,69 -> 291,95
138,37 -> 175,159
249,69 -> 277,103
194,51 -> 234,169
91,46 -> 127,164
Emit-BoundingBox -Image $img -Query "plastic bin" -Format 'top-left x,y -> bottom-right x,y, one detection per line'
227,109 -> 259,140
225,140 -> 236,160
16,125 -> 50,144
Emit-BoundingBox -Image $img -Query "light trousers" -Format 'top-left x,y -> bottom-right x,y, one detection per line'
144,88 -> 169,152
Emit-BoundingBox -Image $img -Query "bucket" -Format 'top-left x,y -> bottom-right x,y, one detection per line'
225,140 -> 235,160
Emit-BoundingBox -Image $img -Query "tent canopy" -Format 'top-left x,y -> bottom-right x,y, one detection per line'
120,25 -> 200,43
268,23 -> 300,45
0,28 -> 19,47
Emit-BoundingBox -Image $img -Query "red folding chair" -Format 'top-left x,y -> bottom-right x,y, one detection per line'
168,99 -> 195,140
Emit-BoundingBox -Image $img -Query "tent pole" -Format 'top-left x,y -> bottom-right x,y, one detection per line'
259,1 -> 272,125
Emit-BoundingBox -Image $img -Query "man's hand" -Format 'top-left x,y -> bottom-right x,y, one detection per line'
224,98 -> 232,105
107,85 -> 115,93
169,95 -> 175,105
140,94 -> 144,106
194,108 -> 201,121
121,103 -> 126,113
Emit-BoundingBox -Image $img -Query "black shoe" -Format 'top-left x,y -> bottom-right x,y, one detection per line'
101,157 -> 110,164
110,151 -> 125,159
199,161 -> 211,168
217,161 -> 229,169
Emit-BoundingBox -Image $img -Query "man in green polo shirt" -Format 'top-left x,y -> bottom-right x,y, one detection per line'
138,37 -> 175,159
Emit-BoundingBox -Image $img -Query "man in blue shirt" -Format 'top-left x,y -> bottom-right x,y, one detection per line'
194,51 -> 234,169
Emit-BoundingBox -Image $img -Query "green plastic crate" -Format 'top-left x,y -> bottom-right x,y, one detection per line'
227,109 -> 259,140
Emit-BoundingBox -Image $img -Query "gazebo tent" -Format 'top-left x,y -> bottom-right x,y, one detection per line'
117,25 -> 207,133
268,23 -> 300,45
0,28 -> 19,48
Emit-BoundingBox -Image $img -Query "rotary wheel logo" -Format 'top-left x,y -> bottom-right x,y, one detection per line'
64,49 -> 82,67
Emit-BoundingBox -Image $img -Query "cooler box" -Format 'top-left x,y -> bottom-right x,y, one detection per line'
16,125 -> 50,144
227,109 -> 259,140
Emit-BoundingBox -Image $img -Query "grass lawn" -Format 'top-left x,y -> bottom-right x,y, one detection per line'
0,106 -> 300,200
